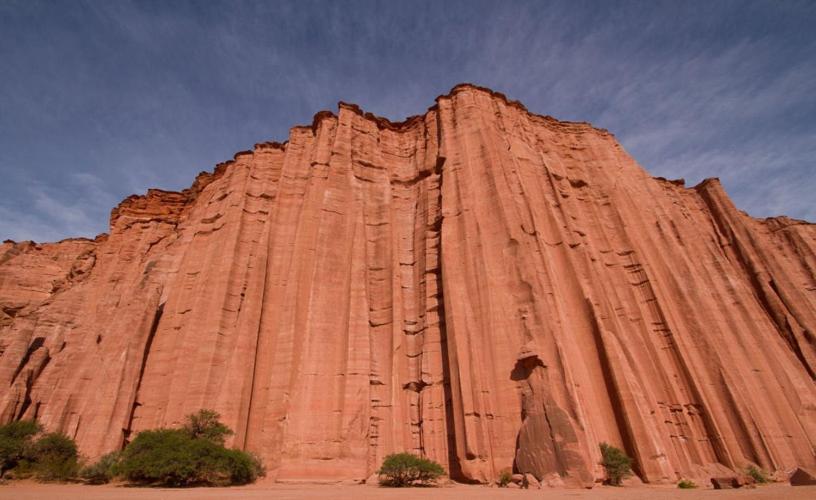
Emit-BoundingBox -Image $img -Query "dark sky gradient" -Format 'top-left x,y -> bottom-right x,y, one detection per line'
1,0 -> 814,241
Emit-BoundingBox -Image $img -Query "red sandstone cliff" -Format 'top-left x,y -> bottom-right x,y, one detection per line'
1,84 -> 814,486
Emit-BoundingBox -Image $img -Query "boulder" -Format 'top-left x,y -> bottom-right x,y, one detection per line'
541,473 -> 566,488
711,477 -> 740,489
790,468 -> 816,486
524,473 -> 541,489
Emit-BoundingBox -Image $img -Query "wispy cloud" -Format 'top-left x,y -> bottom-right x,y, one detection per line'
0,0 -> 814,241
0,171 -> 117,241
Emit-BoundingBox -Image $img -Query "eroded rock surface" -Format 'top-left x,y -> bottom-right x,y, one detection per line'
1,85 -> 814,485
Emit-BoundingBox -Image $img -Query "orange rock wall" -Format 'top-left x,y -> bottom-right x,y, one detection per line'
1,85 -> 814,485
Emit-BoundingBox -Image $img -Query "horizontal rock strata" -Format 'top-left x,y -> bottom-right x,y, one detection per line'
1,84 -> 814,485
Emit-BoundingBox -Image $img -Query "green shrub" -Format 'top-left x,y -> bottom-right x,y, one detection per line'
28,432 -> 80,481
118,429 -> 195,486
182,409 -> 233,445
0,422 -> 79,481
377,452 -> 445,487
599,442 -> 632,486
746,465 -> 769,484
80,451 -> 121,484
117,410 -> 263,487
0,420 -> 41,478
1,410 -> 263,487
498,468 -> 513,487
678,479 -> 697,489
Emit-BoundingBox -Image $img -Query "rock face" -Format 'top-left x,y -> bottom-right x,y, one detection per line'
1,84 -> 814,485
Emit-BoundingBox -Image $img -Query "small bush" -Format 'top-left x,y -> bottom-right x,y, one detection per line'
182,409 -> 233,445
0,420 -> 42,478
0,422 -> 79,481
599,442 -> 632,486
746,465 -> 769,484
80,451 -> 121,484
28,432 -> 80,481
117,410 -> 263,487
378,452 -> 445,487
498,469 -> 513,487
118,429 -> 194,485
678,479 -> 697,489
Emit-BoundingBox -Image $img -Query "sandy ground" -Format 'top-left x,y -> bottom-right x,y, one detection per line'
1,481 -> 814,500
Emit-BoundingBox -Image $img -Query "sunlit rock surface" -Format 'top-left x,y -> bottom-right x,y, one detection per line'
1,84 -> 814,486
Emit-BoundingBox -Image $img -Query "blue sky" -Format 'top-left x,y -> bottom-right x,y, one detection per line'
1,0 -> 814,242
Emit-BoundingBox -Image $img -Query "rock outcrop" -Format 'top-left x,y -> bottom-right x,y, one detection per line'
1,84 -> 814,485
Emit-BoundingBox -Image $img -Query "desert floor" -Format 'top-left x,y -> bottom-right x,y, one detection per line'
1,481 -> 814,499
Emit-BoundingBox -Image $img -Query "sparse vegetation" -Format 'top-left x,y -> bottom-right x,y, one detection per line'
0,420 -> 42,478
80,451 -> 121,484
678,479 -> 697,489
377,452 -> 445,487
0,421 -> 79,481
599,442 -> 633,486
746,465 -> 769,484
498,468 -> 513,487
26,432 -> 80,481
182,408 -> 233,445
1,410 -> 263,487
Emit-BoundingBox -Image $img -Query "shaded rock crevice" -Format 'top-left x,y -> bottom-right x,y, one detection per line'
123,302 -> 164,448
